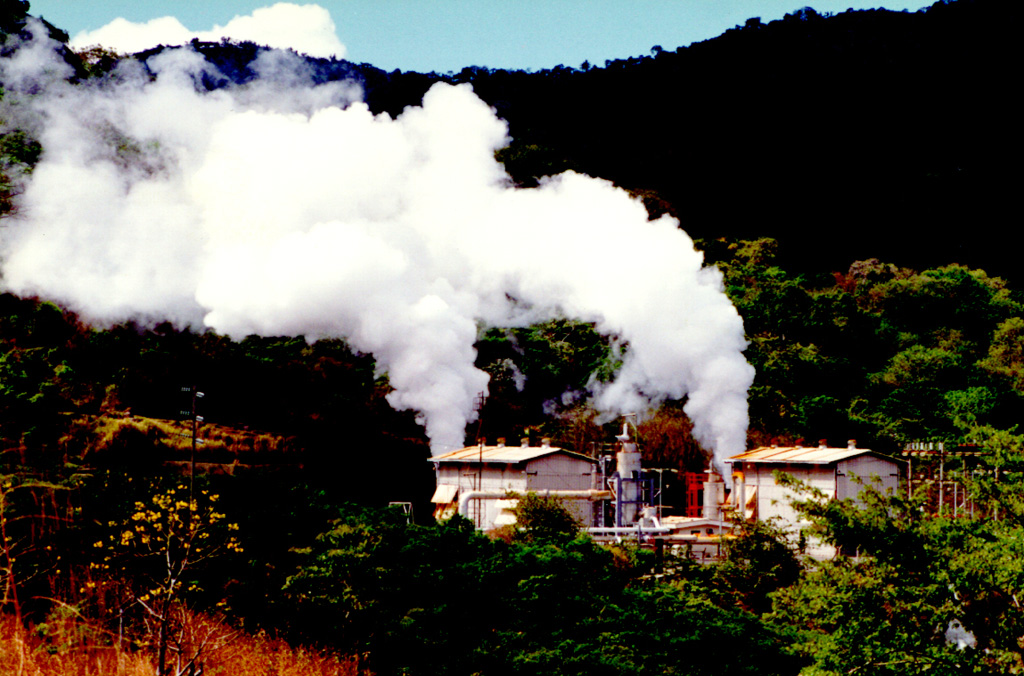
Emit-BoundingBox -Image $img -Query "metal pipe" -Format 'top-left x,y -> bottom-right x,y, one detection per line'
939,449 -> 945,515
457,489 -> 614,521
587,525 -> 672,537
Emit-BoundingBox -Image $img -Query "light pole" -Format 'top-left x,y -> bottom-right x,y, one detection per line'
181,386 -> 204,505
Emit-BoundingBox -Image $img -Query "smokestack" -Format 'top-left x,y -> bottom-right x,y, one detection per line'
496,437 -> 505,447
615,437 -> 642,526
703,470 -> 724,521
540,437 -> 550,448
818,439 -> 828,449
848,439 -> 857,450
521,437 -> 530,448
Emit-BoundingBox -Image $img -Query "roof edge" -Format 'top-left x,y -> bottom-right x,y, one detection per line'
430,445 -> 596,464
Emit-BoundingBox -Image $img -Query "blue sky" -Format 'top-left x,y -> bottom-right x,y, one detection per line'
31,1 -> 932,73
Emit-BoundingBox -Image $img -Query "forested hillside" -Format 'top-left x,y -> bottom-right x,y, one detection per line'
0,0 -> 1021,674
356,0 -> 1012,279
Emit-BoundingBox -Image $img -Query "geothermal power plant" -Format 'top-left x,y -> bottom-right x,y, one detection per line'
431,424 -> 903,558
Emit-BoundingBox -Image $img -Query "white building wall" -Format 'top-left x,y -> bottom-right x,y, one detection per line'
837,456 -> 899,500
745,464 -> 833,525
437,463 -> 527,530
740,455 -> 901,559
526,455 -> 596,525
526,455 -> 595,490
435,454 -> 597,530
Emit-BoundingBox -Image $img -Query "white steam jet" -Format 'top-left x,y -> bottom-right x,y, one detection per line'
0,19 -> 754,475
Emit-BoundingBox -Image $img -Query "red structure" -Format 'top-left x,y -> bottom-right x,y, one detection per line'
683,472 -> 705,517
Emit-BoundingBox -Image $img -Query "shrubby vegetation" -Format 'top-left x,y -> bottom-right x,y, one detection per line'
770,433 -> 1024,674
283,504 -> 803,676
704,238 -> 1024,452
0,235 -> 1021,673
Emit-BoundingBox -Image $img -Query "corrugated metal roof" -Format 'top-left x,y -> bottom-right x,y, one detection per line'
727,445 -> 879,465
430,444 -> 595,465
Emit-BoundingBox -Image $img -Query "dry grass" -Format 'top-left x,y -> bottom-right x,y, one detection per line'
81,413 -> 295,454
202,630 -> 360,676
0,613 -> 360,676
59,412 -> 301,471
0,613 -> 154,676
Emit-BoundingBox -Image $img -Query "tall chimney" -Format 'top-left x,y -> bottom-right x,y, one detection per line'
616,436 -> 642,526
703,470 -> 724,521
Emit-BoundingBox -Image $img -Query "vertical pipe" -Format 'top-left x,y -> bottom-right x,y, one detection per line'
190,386 -> 197,506
732,469 -> 745,521
939,450 -> 945,515
970,470 -> 975,519
477,440 -> 483,528
995,467 -> 1000,521
658,470 -> 663,522
907,457 -> 912,499
614,473 -> 622,528
953,477 -> 958,518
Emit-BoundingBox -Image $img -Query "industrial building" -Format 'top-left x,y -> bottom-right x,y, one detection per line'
431,431 -> 902,560
430,438 -> 608,531
724,440 -> 901,556
726,440 -> 900,524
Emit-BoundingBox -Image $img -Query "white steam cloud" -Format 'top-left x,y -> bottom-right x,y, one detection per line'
1,19 -> 753,472
69,4 -> 346,59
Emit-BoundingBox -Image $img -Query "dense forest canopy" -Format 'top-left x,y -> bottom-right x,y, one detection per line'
0,1 -> 1021,674
369,0 -> 1012,280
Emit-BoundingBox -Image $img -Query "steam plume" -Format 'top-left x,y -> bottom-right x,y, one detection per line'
0,19 -> 754,472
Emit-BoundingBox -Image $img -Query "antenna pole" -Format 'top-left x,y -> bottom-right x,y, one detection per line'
473,391 -> 486,527
191,386 -> 196,503
473,391 -> 487,443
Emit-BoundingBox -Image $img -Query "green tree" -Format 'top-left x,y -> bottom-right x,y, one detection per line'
505,491 -> 582,545
713,517 -> 801,615
770,472 -> 1024,673
0,0 -> 29,34
636,401 -> 709,472
0,129 -> 42,216
286,504 -> 801,675
978,316 -> 1024,394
